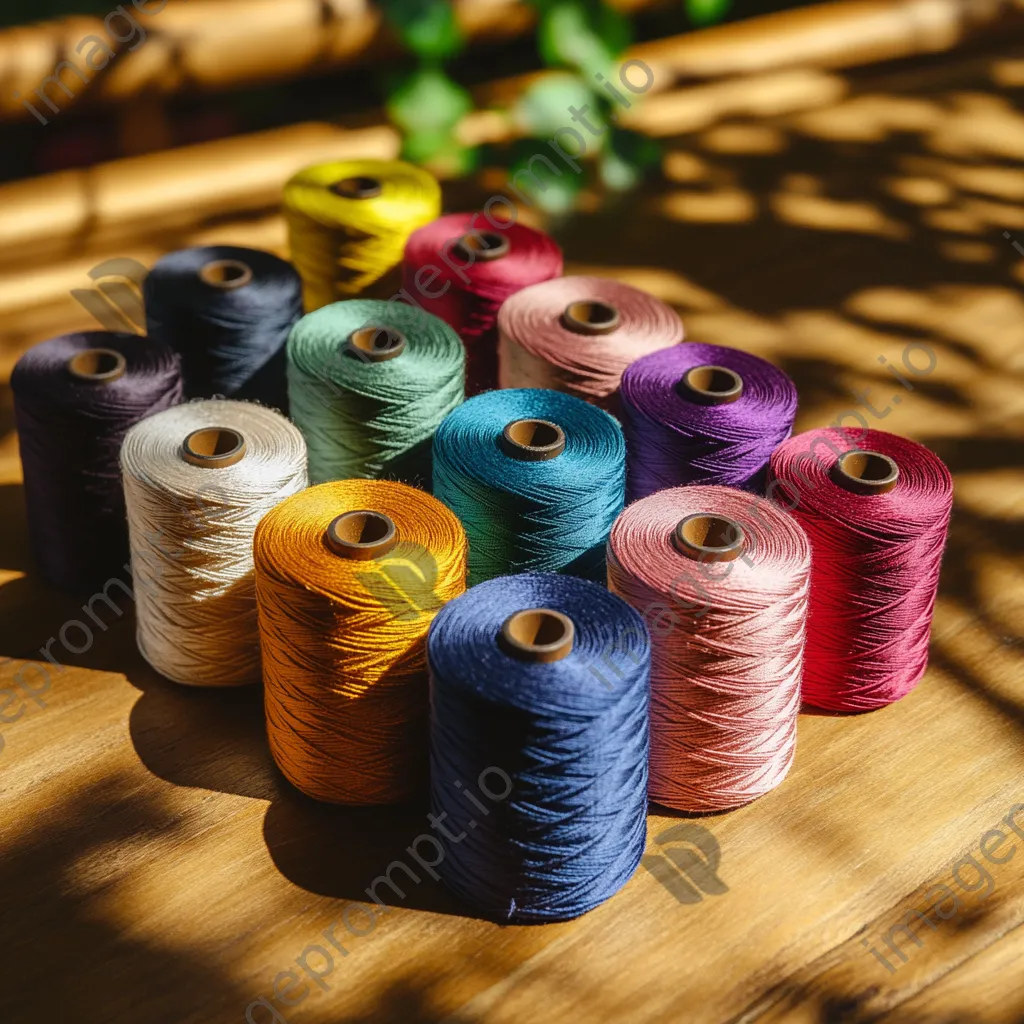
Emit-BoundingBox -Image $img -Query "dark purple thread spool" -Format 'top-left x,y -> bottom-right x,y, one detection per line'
620,343 -> 798,502
11,331 -> 183,592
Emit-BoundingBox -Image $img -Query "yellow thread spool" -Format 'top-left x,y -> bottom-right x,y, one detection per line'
283,159 -> 442,311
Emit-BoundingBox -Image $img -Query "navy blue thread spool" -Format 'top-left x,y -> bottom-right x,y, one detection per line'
428,572 -> 650,923
144,245 -> 303,412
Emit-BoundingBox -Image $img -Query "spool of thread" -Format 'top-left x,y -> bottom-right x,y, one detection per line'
620,343 -> 798,502
121,400 -> 308,687
284,159 -> 441,311
402,214 -> 563,395
432,388 -> 625,585
608,484 -> 811,812
428,572 -> 649,922
11,331 -> 183,592
498,276 -> 685,413
287,299 -> 465,486
144,245 -> 303,412
254,480 -> 468,804
769,428 -> 953,712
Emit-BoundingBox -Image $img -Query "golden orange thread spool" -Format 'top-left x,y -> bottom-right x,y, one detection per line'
254,479 -> 467,804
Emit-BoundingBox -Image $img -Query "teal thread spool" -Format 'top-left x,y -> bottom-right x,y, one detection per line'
432,388 -> 626,585
287,300 -> 465,486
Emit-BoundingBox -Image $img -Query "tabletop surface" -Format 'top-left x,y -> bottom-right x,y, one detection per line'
1,29 -> 1023,1024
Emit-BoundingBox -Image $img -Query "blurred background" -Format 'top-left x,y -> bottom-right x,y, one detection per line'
0,0 -> 788,190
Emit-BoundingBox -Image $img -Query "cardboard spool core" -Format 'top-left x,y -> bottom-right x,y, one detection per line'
831,450 -> 899,495
562,300 -> 621,336
181,427 -> 247,469
500,608 -> 575,663
330,175 -> 383,199
199,259 -> 254,290
454,231 -> 510,262
346,326 -> 406,363
67,348 -> 126,383
678,365 -> 744,405
325,510 -> 398,560
501,419 -> 566,461
673,513 -> 746,562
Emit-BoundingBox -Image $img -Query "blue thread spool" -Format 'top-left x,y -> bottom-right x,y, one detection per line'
428,572 -> 650,922
432,389 -> 625,584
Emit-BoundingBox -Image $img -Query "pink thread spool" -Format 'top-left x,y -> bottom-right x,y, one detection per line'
498,276 -> 684,414
607,485 -> 811,812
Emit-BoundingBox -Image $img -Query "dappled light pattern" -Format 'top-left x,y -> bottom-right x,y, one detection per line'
1,26 -> 1024,1024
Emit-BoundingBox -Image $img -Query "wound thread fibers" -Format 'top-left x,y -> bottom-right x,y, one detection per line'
429,572 -> 650,922
121,400 -> 308,687
287,299 -> 465,487
621,343 -> 798,502
12,331 -> 183,592
284,159 -> 441,311
498,275 -> 684,413
432,388 -> 625,585
254,480 -> 468,804
143,245 -> 303,413
402,213 -> 563,395
768,428 -> 953,712
608,485 -> 810,812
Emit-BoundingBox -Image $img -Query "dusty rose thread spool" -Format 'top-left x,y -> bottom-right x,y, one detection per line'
498,276 -> 684,413
607,485 -> 811,812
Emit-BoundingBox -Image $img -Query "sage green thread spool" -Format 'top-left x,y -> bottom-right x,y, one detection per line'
287,299 -> 465,487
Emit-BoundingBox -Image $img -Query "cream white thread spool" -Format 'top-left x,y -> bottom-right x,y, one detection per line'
121,400 -> 308,686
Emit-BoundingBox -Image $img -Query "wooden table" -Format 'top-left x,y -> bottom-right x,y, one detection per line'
2,30 -> 1023,1024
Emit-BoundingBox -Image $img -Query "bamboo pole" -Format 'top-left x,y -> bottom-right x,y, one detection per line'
0,0 -> 668,122
0,0 -> 1021,275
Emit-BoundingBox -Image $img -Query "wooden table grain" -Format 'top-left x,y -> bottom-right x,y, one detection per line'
1,30 -> 1023,1024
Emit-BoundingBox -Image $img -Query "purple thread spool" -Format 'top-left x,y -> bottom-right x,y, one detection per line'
620,343 -> 797,502
11,331 -> 183,592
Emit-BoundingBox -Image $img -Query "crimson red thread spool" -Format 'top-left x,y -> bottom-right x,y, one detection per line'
402,213 -> 563,395
769,428 -> 953,712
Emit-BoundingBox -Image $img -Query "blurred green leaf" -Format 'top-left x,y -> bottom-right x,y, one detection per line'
591,2 -> 633,56
536,1 -> 629,78
386,67 -> 473,134
402,130 -> 480,177
516,73 -> 601,139
381,0 -> 464,60
684,0 -> 732,26
507,139 -> 585,214
609,126 -> 661,170
601,129 -> 660,191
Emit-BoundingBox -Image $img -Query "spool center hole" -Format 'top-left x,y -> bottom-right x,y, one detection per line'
463,231 -> 504,254
454,231 -> 510,262
69,348 -> 124,379
507,420 -> 561,450
677,514 -> 744,552
349,326 -> 404,355
185,428 -> 244,460
334,511 -> 391,546
331,175 -> 383,199
686,366 -> 741,396
199,259 -> 254,289
839,451 -> 897,483
565,301 -> 618,331
507,610 -> 568,649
